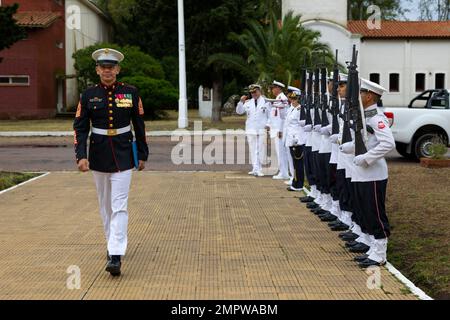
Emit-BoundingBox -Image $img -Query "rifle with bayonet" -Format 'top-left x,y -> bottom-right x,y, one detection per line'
331,50 -> 340,135
320,55 -> 329,127
305,70 -> 314,126
348,45 -> 367,155
299,54 -> 307,121
313,67 -> 321,127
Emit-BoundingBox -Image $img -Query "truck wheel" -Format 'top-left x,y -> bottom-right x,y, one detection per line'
414,133 -> 440,159
395,142 -> 414,159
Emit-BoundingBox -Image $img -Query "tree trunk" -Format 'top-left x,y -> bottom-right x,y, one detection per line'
211,73 -> 223,123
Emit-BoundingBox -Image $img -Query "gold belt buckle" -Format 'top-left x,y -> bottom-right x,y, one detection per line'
107,129 -> 117,136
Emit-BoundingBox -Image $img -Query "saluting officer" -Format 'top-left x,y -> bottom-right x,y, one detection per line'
236,84 -> 271,176
73,48 -> 149,276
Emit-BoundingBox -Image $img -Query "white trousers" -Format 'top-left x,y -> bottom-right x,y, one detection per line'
247,134 -> 266,173
92,169 -> 132,256
273,136 -> 289,176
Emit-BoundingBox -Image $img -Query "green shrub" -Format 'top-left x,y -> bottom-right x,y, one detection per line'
120,76 -> 178,119
73,43 -> 165,92
429,135 -> 448,160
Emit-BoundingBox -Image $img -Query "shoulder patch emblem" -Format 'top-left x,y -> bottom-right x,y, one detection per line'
378,121 -> 386,129
138,97 -> 144,115
75,102 -> 82,118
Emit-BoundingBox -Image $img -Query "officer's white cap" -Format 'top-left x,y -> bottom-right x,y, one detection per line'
92,48 -> 124,65
360,78 -> 386,96
248,84 -> 262,92
271,80 -> 286,88
328,72 -> 348,83
287,86 -> 300,92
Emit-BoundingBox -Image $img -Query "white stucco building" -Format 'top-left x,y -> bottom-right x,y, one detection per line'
64,0 -> 112,111
283,0 -> 450,107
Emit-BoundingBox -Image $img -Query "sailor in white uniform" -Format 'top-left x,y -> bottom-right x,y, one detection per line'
267,80 -> 291,180
236,84 -> 271,176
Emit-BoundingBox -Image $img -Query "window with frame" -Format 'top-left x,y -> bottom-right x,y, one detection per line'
369,73 -> 380,84
415,73 -> 425,92
435,73 -> 445,89
389,73 -> 399,92
0,76 -> 30,86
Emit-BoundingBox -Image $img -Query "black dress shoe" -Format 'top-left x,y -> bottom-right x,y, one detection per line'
339,231 -> 355,238
330,223 -> 349,231
354,254 -> 369,262
328,220 -> 342,227
320,214 -> 337,222
105,255 -> 121,276
358,258 -> 386,268
300,196 -> 315,203
306,203 -> 319,209
315,209 -> 329,215
349,243 -> 370,253
345,240 -> 360,248
341,233 -> 359,241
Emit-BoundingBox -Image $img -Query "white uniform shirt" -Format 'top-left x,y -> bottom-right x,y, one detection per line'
318,104 -> 333,154
236,97 -> 271,135
351,104 -> 395,182
284,104 -> 305,147
267,92 -> 288,138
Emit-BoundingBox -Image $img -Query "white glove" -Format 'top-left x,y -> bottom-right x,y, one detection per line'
339,142 -> 355,154
299,120 -> 306,127
329,134 -> 339,144
304,124 -> 312,132
353,154 -> 369,167
326,124 -> 333,135
313,124 -> 322,132
320,126 -> 330,136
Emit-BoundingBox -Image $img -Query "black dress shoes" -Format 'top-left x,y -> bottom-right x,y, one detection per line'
300,196 -> 315,203
320,214 -> 337,222
349,243 -> 370,253
358,258 -> 386,268
330,223 -> 349,231
354,254 -> 369,262
306,202 -> 320,209
341,233 -> 359,241
345,240 -> 360,248
105,255 -> 121,276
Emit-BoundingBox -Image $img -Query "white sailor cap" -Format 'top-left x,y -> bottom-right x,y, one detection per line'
287,88 -> 301,99
92,48 -> 124,66
248,84 -> 262,92
270,80 -> 286,88
328,72 -> 348,83
360,78 -> 386,96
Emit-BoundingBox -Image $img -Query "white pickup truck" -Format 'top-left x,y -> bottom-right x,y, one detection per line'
382,89 -> 450,160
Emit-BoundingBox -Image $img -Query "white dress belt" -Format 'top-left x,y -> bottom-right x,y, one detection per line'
91,125 -> 131,136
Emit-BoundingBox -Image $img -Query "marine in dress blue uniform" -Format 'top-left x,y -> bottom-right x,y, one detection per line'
73,48 -> 149,276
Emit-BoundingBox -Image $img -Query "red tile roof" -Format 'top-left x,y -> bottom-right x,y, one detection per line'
347,20 -> 450,39
14,11 -> 61,28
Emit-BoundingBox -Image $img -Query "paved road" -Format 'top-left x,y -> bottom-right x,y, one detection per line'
0,136 -> 417,172
0,171 -> 416,299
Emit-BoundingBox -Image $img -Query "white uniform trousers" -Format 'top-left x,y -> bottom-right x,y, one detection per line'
92,169 -> 132,256
247,133 -> 266,173
273,136 -> 289,176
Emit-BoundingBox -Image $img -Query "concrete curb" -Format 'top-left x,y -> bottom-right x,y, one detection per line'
0,130 -> 247,137
0,172 -> 50,196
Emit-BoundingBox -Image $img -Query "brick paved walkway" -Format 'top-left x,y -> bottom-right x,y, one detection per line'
0,172 -> 417,300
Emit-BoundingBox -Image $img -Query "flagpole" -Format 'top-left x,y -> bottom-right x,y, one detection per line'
177,0 -> 188,128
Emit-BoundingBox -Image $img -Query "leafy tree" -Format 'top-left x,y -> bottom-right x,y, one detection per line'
419,0 -> 450,20
347,0 -> 407,20
208,11 -> 334,95
0,3 -> 26,63
120,75 -> 178,119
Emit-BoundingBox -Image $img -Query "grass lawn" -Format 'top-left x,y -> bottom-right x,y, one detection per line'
0,172 -> 41,191
387,164 -> 450,299
0,110 -> 246,132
